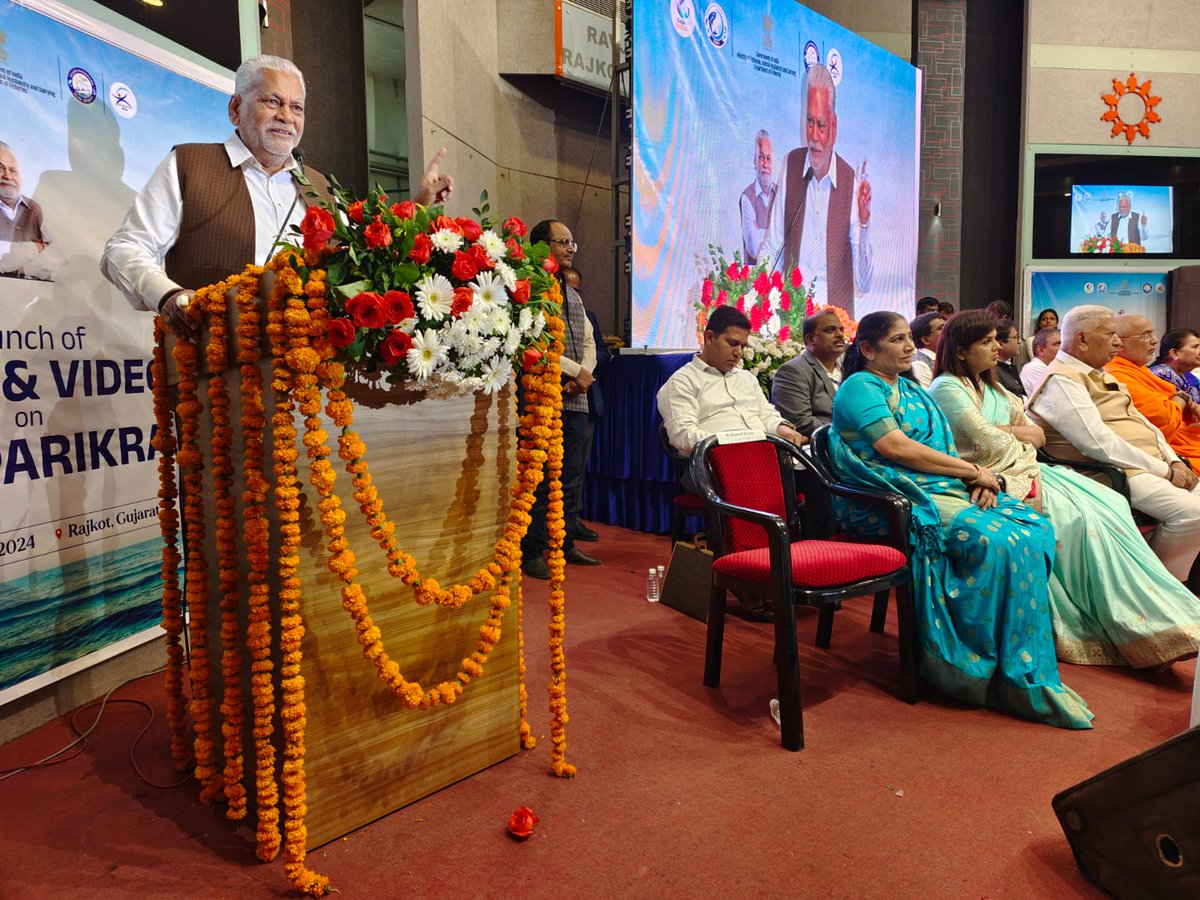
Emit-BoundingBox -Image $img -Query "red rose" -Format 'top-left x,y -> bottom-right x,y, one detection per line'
392,200 -> 417,220
521,346 -> 542,370
433,214 -> 461,234
300,206 -> 335,250
451,286 -> 474,317
505,237 -> 526,260
379,329 -> 413,365
502,216 -> 527,237
328,317 -> 356,349
507,806 -> 538,840
383,290 -> 415,323
510,279 -> 531,304
469,243 -> 495,270
451,249 -> 478,281
542,255 -> 559,274
409,233 -> 433,264
364,216 -> 393,250
348,200 -> 364,224
456,217 -> 483,242
345,291 -> 387,330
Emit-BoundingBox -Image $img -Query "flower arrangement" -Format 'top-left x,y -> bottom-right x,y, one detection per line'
695,247 -> 857,394
294,185 -> 559,396
1080,234 -> 1126,254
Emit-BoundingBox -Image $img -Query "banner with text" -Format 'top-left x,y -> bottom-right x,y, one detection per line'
0,0 -> 231,702
632,2 -> 921,348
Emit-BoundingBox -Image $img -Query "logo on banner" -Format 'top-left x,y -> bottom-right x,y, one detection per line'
803,40 -> 819,71
1143,282 -> 1153,293
1084,282 -> 1095,294
1156,282 -> 1166,294
66,67 -> 97,103
671,0 -> 696,38
1097,282 -> 1108,294
109,82 -> 137,118
0,29 -> 8,62
827,48 -> 844,85
703,3 -> 728,48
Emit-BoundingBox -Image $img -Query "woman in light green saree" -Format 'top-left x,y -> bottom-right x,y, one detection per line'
928,310 -> 1200,669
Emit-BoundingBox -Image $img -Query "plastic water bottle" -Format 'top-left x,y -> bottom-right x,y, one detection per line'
646,567 -> 660,602
656,565 -> 665,589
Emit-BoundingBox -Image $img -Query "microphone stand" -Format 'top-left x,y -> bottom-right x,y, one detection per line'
263,148 -> 305,267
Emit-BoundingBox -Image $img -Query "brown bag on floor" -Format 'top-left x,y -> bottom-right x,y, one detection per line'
659,541 -> 712,623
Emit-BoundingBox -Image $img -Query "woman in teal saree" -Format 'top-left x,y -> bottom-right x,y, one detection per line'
830,312 -> 1092,729
928,310 -> 1200,669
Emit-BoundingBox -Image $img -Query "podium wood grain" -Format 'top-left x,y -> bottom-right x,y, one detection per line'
180,279 -> 519,849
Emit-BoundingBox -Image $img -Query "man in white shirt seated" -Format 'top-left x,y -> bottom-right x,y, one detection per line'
1027,304 -> 1200,582
658,305 -> 805,456
1020,326 -> 1061,394
908,311 -> 945,388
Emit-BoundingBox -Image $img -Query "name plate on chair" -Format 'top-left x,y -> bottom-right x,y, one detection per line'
714,429 -> 766,445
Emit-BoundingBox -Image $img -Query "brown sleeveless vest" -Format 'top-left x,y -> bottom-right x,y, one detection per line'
1026,356 -> 1165,477
0,198 -> 46,244
740,181 -> 772,263
780,148 -> 855,316
1109,212 -> 1142,245
165,143 -> 333,291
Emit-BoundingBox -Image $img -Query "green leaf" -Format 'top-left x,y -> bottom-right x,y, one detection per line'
334,279 -> 370,299
393,262 -> 420,283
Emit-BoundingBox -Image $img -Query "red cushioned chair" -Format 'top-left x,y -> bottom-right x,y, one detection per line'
691,433 -> 919,751
657,423 -> 708,545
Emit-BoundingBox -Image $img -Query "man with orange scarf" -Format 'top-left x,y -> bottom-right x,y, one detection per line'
1106,314 -> 1200,467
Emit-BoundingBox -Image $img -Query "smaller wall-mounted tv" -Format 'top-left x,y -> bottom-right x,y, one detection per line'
1031,153 -> 1200,260
1069,185 -> 1173,253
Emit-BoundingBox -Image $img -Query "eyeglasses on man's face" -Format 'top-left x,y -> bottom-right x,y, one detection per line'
549,238 -> 578,251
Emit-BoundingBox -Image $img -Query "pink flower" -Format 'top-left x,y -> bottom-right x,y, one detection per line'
735,295 -> 746,313
749,305 -> 764,332
790,268 -> 803,289
753,272 -> 770,295
770,270 -> 783,290
779,325 -> 791,343
780,291 -> 791,311
726,262 -> 740,279
701,279 -> 713,307
716,289 -> 727,305
740,264 -> 750,279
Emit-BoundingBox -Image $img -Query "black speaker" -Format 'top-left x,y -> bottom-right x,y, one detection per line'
1053,728 -> 1200,899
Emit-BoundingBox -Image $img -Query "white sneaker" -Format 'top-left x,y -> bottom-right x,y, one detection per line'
768,698 -> 781,727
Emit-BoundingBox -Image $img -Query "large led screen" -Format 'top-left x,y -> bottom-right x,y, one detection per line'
632,2 -> 921,348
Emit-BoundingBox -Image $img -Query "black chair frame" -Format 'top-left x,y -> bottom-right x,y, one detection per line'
691,432 -> 920,751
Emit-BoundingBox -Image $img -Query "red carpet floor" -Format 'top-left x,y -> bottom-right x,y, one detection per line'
1,522 -> 1192,898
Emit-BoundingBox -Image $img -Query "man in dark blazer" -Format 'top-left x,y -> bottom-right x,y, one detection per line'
771,309 -> 845,436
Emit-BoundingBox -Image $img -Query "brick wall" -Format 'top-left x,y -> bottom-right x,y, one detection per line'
915,0 -> 964,309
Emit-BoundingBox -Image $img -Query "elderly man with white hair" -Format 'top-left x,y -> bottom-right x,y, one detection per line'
1027,304 -> 1200,582
102,54 -> 453,340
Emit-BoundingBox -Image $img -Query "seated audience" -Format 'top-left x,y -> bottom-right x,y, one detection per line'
993,319 -> 1025,397
657,305 -> 804,454
928,311 -> 1200,669
1105,315 -> 1200,468
1150,329 -> 1200,404
1027,305 -> 1200,583
1020,326 -> 1061,394
937,300 -> 955,319
908,311 -> 945,388
1035,308 -> 1059,331
771,309 -> 845,436
828,311 -> 1092,729
916,295 -> 940,315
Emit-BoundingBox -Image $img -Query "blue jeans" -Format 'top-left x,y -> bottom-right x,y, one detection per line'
522,409 -> 589,558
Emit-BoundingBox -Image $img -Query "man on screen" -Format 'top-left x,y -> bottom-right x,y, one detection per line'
101,55 -> 453,340
1109,192 -> 1148,245
761,63 -> 872,318
739,130 -> 776,265
0,141 -> 65,281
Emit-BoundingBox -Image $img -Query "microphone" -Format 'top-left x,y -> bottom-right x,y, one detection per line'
263,147 -> 306,267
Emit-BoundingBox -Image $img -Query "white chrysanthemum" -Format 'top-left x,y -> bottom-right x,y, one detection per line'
407,328 -> 448,379
460,306 -> 492,336
477,230 -> 508,262
530,311 -> 546,338
415,273 -> 454,321
430,228 -> 464,253
458,330 -> 484,358
479,337 -> 501,359
518,307 -> 533,334
473,270 -> 507,306
742,288 -> 759,309
481,356 -> 513,394
502,327 -> 522,356
767,287 -> 782,314
493,260 -> 518,291
491,305 -> 513,334
458,354 -> 483,373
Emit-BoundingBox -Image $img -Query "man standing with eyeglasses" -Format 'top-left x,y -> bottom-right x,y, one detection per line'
101,54 -> 454,340
520,219 -> 601,579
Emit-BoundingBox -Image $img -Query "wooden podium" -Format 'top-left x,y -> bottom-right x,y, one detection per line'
173,276 -> 520,848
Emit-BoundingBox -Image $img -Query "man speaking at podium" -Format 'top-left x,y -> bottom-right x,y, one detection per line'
101,54 -> 453,340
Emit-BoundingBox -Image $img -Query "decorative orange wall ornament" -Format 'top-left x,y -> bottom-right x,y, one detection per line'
1100,73 -> 1162,144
